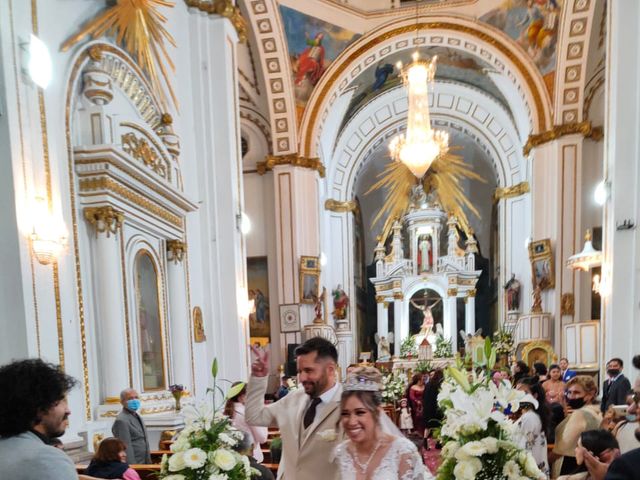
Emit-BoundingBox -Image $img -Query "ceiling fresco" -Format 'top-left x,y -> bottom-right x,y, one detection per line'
278,5 -> 360,125
480,0 -> 563,96
339,46 -> 510,134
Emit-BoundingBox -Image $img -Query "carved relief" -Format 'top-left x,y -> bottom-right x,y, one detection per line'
121,132 -> 168,179
84,206 -> 124,237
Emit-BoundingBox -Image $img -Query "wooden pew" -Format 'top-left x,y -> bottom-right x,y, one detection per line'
77,464 -> 161,480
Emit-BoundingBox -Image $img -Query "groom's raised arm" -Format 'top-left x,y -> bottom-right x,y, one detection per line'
245,375 -> 277,427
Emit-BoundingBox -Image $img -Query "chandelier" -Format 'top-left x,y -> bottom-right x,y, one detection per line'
566,229 -> 602,271
389,53 -> 449,178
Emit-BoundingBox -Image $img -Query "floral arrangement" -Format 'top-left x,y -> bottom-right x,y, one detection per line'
414,360 -> 432,374
380,371 -> 406,404
400,336 -> 418,358
493,329 -> 514,356
170,384 -> 186,395
433,332 -> 453,358
436,340 -> 545,480
159,359 -> 258,480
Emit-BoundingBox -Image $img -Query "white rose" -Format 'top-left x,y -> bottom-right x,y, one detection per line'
459,440 -> 487,457
523,453 -> 543,478
183,448 -> 207,469
168,452 -> 186,472
163,475 -> 186,480
317,429 -> 338,441
208,474 -> 228,480
502,460 -> 521,480
171,437 -> 191,452
441,441 -> 460,459
212,448 -> 237,471
481,437 -> 499,454
218,433 -> 237,446
453,458 -> 482,480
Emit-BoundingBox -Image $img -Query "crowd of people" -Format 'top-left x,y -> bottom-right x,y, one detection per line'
0,343 -> 639,479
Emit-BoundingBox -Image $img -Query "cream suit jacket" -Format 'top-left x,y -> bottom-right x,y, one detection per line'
245,375 -> 343,480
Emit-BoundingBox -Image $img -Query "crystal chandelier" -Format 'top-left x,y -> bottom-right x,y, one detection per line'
389,53 -> 449,178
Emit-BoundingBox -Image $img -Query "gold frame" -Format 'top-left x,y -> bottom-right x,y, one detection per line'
193,306 -> 206,343
528,239 -> 555,290
521,341 -> 556,369
299,255 -> 320,304
134,249 -> 167,392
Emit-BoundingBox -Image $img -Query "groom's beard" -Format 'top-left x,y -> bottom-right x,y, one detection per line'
303,371 -> 329,398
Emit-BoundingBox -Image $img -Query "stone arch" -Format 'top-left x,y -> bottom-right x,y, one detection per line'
301,14 -> 554,158
241,0 -> 297,155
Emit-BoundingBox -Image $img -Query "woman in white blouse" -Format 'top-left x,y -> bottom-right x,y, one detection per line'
224,382 -> 269,462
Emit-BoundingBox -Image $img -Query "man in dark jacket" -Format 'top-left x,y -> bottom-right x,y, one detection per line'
112,388 -> 151,464
601,358 -> 632,413
605,377 -> 640,479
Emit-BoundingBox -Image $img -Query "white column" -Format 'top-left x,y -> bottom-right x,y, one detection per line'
89,211 -> 128,400
376,300 -> 388,337
188,14 -> 248,381
166,241 -> 191,391
393,298 -> 403,357
602,0 -> 640,372
336,326 -> 353,377
465,294 -> 476,334
445,293 -> 458,352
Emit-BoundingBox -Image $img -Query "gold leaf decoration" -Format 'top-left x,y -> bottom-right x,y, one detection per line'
366,149 -> 486,241
61,0 -> 178,111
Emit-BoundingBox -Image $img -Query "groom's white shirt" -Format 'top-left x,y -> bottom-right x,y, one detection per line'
245,376 -> 343,480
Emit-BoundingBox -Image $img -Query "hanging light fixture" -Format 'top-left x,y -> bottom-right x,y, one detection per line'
389,52 -> 449,178
566,229 -> 602,271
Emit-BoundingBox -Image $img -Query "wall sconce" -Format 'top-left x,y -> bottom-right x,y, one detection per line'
29,197 -> 67,265
593,180 -> 610,206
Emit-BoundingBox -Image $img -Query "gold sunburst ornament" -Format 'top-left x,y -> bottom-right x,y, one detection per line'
62,0 -> 178,111
366,149 -> 485,241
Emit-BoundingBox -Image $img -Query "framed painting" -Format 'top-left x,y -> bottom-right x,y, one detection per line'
528,239 -> 555,290
280,304 -> 301,332
247,257 -> 271,338
299,255 -> 320,304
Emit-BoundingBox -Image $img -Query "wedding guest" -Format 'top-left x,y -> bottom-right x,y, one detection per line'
560,358 -> 577,383
333,367 -> 431,479
612,393 -> 640,453
275,376 -> 291,400
513,360 -> 530,384
557,429 -> 620,480
533,362 -> 549,382
234,431 -> 274,480
600,358 -> 632,414
85,437 -> 141,480
544,364 -> 566,406
551,376 -> 602,477
112,389 -> 151,464
515,377 -> 550,477
224,382 -> 268,462
604,376 -> 640,479
422,369 -> 444,450
407,374 -> 425,437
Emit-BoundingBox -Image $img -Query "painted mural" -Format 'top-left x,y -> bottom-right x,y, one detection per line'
341,46 -> 506,131
481,0 -> 563,95
279,5 -> 360,124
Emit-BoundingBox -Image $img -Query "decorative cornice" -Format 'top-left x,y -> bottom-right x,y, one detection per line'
184,0 -> 247,43
447,288 -> 458,297
467,289 -> 477,298
166,239 -> 187,264
84,206 -> 124,237
393,292 -> 404,300
523,121 -> 604,155
375,295 -> 385,304
493,181 -> 530,202
257,154 -> 325,178
324,198 -> 358,214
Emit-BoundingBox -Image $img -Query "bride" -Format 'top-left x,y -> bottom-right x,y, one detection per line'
334,367 -> 433,479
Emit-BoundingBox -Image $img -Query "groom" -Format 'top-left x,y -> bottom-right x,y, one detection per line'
246,337 -> 342,480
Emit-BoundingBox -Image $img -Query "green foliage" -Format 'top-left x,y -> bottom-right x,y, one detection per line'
400,336 -> 418,358
414,360 -> 432,373
433,334 -> 453,358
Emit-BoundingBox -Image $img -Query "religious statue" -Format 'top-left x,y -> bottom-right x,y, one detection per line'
410,295 -> 441,337
193,306 -> 206,343
531,285 -> 543,313
504,274 -> 521,311
410,184 -> 427,210
331,285 -> 350,320
313,287 -> 326,323
374,333 -> 394,361
418,235 -> 432,273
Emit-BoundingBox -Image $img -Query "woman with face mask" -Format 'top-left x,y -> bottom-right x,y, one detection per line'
557,429 -> 620,480
611,393 -> 640,453
551,376 -> 602,477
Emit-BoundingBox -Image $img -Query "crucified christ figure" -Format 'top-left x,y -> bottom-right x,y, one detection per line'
410,294 -> 442,337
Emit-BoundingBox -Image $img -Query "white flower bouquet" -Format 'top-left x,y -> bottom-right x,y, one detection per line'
380,371 -> 406,404
159,359 -> 259,480
436,340 -> 545,480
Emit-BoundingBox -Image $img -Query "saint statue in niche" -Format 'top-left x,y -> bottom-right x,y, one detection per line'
417,234 -> 432,273
374,333 -> 393,361
503,274 -> 521,311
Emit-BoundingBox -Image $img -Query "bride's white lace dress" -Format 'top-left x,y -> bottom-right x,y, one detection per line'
334,436 -> 434,480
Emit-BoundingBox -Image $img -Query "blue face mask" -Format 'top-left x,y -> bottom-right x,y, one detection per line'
126,399 -> 141,411
626,414 -> 637,422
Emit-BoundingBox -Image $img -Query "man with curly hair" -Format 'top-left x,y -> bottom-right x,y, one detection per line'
0,358 -> 77,479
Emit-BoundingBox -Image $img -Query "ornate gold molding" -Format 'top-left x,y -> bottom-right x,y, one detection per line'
561,293 -> 575,316
383,301 -> 389,309
324,198 -> 358,214
447,288 -> 458,297
375,295 -> 385,304
393,292 -> 404,300
257,154 -> 325,178
121,132 -> 168,179
493,181 -> 530,202
523,121 -> 604,155
184,0 -> 247,43
79,178 -> 183,228
166,239 -> 187,264
467,289 -> 477,298
84,206 -> 124,237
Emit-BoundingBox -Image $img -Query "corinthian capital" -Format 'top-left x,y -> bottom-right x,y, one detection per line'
84,206 -> 124,237
166,239 -> 187,264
